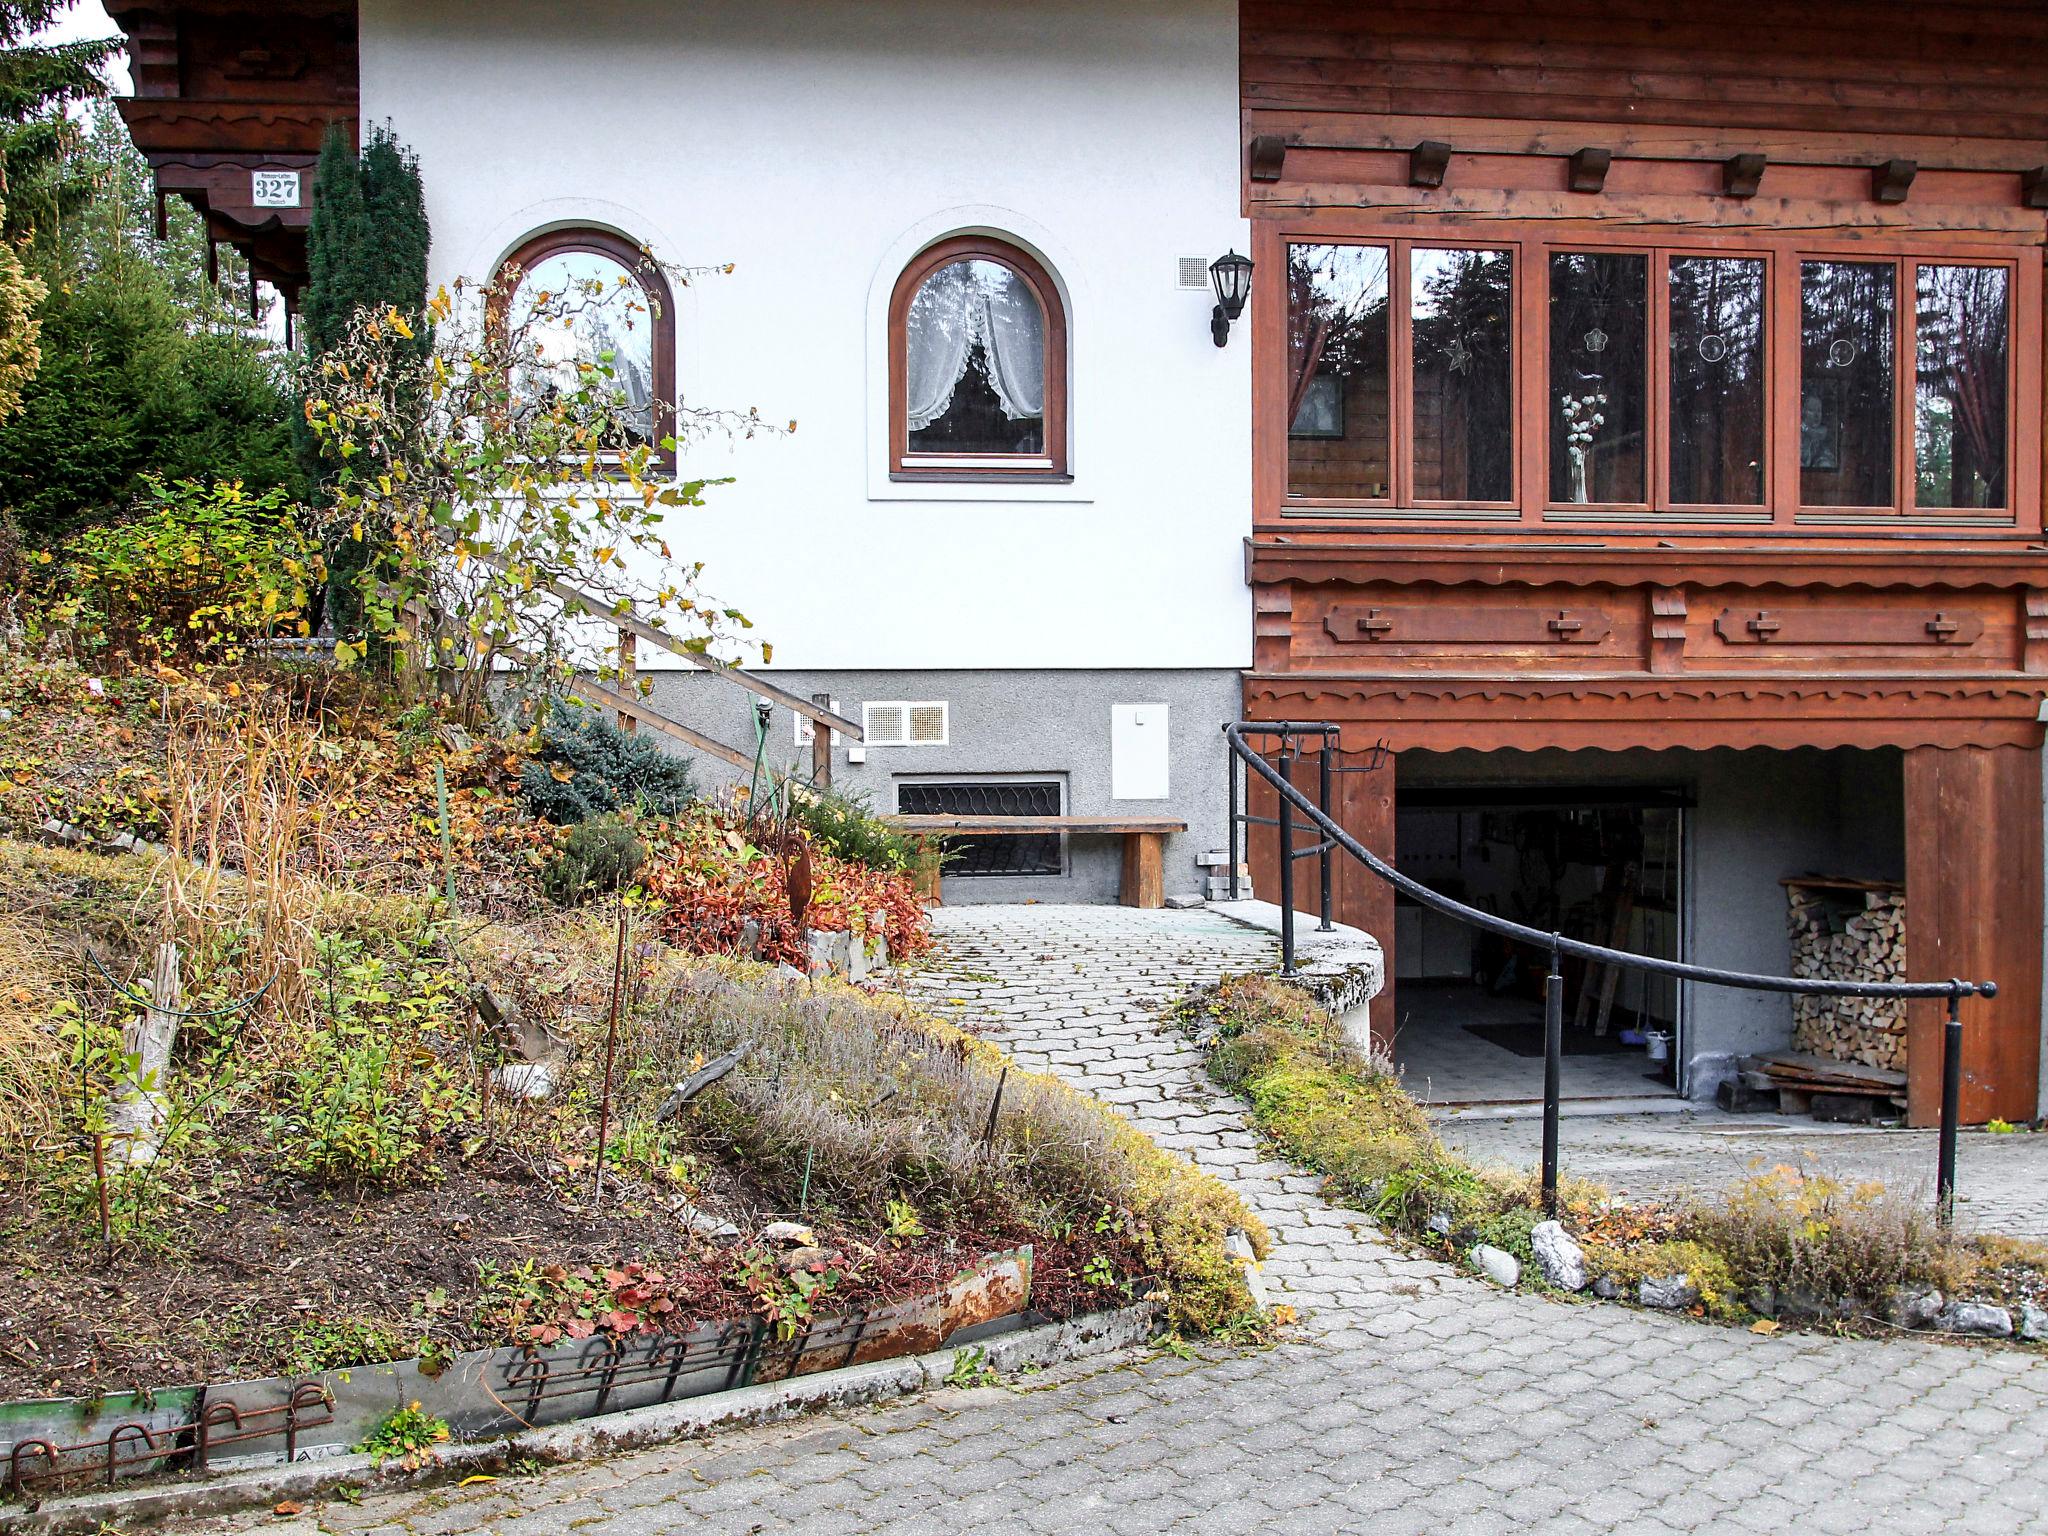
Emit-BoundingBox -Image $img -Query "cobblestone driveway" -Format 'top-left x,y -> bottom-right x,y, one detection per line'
1441,1109 -> 2048,1240
187,907 -> 2048,1536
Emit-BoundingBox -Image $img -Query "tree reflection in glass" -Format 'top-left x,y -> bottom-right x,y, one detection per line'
1412,248 -> 1513,502
1915,265 -> 2007,510
1800,261 -> 1894,507
508,251 -> 658,447
1548,252 -> 1647,504
1286,243 -> 1391,498
1668,257 -> 1765,506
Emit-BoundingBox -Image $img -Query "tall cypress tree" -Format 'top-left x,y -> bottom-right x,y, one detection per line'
298,120 -> 430,628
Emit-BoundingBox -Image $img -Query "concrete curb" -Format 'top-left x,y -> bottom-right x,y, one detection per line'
1206,899 -> 1386,1032
0,1306 -> 1160,1536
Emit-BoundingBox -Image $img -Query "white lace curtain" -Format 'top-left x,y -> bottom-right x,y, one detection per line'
905,259 -> 1046,430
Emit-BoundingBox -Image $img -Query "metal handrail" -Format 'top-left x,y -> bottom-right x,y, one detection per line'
1222,721 -> 1996,1222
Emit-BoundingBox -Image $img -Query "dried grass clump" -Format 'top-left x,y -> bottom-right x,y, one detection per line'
1681,1162 -> 1956,1308
156,695 -> 323,1020
626,963 -> 1268,1332
0,911 -> 65,1151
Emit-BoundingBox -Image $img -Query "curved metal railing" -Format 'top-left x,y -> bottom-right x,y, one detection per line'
1222,721 -> 1997,1220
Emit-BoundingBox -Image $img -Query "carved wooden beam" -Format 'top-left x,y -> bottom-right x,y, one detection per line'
1248,133 -> 1288,183
1409,140 -> 1452,189
1324,604 -> 1613,646
1712,607 -> 1984,646
1723,153 -> 1767,198
1568,147 -> 1612,194
1871,157 -> 1918,204
2025,590 -> 2048,673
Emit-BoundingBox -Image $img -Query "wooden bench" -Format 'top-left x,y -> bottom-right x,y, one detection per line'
887,815 -> 1188,909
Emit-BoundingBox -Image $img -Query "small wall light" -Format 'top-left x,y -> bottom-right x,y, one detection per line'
1209,249 -> 1254,347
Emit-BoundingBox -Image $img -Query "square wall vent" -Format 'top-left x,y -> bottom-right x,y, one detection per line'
863,701 -> 949,747
1177,256 -> 1210,290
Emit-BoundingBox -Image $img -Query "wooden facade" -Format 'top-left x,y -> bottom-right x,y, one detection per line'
1241,0 -> 2048,1120
103,0 -> 357,296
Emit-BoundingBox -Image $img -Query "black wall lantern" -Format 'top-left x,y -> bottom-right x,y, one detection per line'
1209,249 -> 1253,347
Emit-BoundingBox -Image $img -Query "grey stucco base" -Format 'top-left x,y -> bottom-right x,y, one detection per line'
642,668 -> 1242,904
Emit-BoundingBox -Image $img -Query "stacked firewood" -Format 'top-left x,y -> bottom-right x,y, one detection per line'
1787,882 -> 1907,1071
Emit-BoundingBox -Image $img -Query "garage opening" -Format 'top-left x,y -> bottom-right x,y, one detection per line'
1391,786 -> 1686,1106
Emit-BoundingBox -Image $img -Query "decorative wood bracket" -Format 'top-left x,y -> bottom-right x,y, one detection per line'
1410,140 -> 1452,189
1649,586 -> 1688,674
2025,590 -> 2048,673
1723,153 -> 1767,198
2023,167 -> 2048,211
1325,605 -> 1612,646
1249,134 -> 1288,183
1871,158 -> 1917,205
1713,607 -> 1985,646
1568,147 -> 1612,194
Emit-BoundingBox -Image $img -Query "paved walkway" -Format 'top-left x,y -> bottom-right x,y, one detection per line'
181,906 -> 2048,1536
1441,1109 -> 2048,1240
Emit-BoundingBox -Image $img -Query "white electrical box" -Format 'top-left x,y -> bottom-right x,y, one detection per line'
1111,704 -> 1170,800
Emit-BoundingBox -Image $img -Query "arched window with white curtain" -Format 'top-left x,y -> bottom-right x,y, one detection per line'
889,236 -> 1067,477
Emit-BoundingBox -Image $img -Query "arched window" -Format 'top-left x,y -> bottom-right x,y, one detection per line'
889,236 -> 1067,478
497,226 -> 676,467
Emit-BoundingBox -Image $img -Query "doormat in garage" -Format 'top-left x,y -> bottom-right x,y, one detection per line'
1463,1022 -> 1639,1058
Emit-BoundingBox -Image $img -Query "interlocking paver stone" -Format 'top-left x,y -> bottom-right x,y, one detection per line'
173,905 -> 2048,1535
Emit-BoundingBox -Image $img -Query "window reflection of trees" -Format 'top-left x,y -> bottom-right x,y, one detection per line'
1412,248 -> 1513,502
1668,257 -> 1765,506
1800,261 -> 1895,507
1915,265 -> 2008,509
508,252 -> 658,449
1548,253 -> 1648,504
1287,244 -> 1390,496
904,258 -> 1047,457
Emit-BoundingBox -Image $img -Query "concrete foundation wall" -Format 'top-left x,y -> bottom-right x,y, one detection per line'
643,669 -> 1240,904
1398,746 -> 1905,1098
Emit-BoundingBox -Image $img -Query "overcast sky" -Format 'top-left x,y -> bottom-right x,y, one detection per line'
32,1 -> 132,95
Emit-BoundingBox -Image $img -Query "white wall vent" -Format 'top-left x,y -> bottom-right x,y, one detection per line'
1176,256 -> 1210,290
863,700 -> 949,747
793,699 -> 841,748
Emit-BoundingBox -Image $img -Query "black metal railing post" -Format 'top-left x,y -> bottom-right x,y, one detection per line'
1541,935 -> 1563,1217
1317,744 -> 1335,931
1225,732 -> 1240,901
1938,983 -> 1964,1227
1277,744 -> 1297,975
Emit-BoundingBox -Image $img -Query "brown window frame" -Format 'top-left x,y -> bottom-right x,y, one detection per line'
888,235 -> 1069,481
494,226 -> 678,473
1256,219 -> 2041,535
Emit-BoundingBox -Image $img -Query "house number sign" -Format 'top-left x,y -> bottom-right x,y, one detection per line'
251,170 -> 301,208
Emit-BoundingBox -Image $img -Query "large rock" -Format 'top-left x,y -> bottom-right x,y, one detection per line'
1529,1220 -> 1588,1292
1940,1301 -> 2015,1337
1470,1244 -> 1520,1288
1888,1288 -> 1945,1330
1638,1274 -> 1700,1310
2019,1302 -> 2048,1342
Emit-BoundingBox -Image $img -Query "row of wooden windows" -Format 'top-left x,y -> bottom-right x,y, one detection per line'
1278,234 -> 2030,521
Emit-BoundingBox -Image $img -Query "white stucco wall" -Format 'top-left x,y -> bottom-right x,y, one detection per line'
357,0 -> 1250,673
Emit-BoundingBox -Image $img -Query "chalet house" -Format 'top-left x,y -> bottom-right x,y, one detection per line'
101,0 -> 2048,1126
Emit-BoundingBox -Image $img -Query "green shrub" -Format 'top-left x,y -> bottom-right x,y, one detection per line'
36,478 -> 321,662
1584,1238 -> 1742,1319
268,934 -> 471,1183
794,787 -> 927,873
520,712 -> 695,824
542,814 -> 647,905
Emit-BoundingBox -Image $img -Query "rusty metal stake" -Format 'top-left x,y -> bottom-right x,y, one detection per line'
593,909 -> 629,1199
93,1132 -> 111,1247
982,1066 -> 1008,1148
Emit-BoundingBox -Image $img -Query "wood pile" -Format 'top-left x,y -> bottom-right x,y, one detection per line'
1784,878 -> 1906,1072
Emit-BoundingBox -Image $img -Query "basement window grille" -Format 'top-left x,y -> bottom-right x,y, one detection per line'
896,779 -> 1063,877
